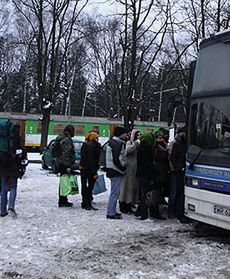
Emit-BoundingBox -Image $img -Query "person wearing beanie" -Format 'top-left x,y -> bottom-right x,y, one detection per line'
80,132 -> 101,210
55,125 -> 76,207
106,126 -> 128,219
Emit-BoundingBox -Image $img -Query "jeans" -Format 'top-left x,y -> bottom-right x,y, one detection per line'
107,176 -> 121,216
1,177 -> 18,215
168,171 -> 185,219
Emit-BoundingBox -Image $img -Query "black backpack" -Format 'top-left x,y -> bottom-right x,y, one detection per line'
51,138 -> 63,158
0,120 -> 20,154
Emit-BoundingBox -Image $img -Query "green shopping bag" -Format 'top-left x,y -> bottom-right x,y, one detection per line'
60,175 -> 79,196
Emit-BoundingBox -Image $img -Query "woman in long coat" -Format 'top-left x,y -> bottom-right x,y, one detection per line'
119,129 -> 141,214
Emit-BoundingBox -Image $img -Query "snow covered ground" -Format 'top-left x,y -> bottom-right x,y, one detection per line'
0,158 -> 230,279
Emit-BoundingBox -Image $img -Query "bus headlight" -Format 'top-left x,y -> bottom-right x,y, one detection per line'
192,179 -> 199,187
188,203 -> 195,211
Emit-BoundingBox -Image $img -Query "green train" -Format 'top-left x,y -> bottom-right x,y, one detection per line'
0,112 -> 168,150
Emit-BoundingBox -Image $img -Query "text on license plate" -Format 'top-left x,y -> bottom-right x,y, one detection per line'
214,205 -> 230,217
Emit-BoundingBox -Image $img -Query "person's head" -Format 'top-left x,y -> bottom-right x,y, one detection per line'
177,126 -> 186,138
155,131 -> 165,143
130,129 -> 141,142
140,133 -> 155,146
114,126 -> 129,141
64,125 -> 75,137
85,132 -> 99,142
134,129 -> 141,141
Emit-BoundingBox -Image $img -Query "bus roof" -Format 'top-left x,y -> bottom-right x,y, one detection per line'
200,29 -> 230,50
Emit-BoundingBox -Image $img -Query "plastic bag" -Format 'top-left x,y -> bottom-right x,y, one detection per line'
60,175 -> 79,196
92,174 -> 107,195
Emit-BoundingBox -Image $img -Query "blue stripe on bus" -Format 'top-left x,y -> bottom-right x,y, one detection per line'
186,163 -> 230,182
188,177 -> 230,194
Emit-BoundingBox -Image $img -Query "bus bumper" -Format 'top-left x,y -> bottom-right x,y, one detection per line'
185,186 -> 230,230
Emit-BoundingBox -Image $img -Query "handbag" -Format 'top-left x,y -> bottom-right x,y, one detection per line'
92,174 -> 107,195
145,188 -> 162,207
60,175 -> 79,196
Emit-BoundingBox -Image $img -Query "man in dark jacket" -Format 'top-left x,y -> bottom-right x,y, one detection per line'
169,126 -> 188,223
106,126 -> 128,219
80,132 -> 101,210
56,125 -> 76,207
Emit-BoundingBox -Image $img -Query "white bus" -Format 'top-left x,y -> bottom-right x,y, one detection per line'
185,30 -> 230,230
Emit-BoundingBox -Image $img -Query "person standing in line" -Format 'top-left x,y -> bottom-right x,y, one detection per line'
151,132 -> 169,219
119,129 -> 141,214
106,126 -> 128,219
0,130 -> 27,218
56,125 -> 77,207
79,132 -> 101,210
169,126 -> 189,223
135,133 -> 156,220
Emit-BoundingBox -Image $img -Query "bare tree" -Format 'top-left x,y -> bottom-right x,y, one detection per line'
112,0 -> 171,128
12,0 -> 88,151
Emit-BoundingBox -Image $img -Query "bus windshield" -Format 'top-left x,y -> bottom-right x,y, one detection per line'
187,32 -> 230,168
188,98 -> 230,167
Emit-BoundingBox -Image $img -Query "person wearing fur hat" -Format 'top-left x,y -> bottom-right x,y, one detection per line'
106,126 -> 128,219
119,129 -> 141,214
80,132 -> 101,210
56,125 -> 77,207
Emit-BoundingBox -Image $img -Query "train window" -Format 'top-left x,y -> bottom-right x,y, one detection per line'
92,126 -> 100,135
74,125 -> 85,134
53,124 -> 65,134
144,128 -> 154,133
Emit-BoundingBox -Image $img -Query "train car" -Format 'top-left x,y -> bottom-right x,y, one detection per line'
0,112 -> 168,150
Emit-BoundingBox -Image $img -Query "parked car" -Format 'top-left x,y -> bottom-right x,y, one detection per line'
41,139 -> 83,173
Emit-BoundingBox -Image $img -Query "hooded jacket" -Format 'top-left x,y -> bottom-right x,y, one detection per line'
56,131 -> 75,168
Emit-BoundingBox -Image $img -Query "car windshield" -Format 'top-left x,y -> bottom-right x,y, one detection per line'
73,142 -> 83,150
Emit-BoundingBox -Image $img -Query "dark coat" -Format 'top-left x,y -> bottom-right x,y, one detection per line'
56,132 -> 75,172
170,135 -> 186,172
136,142 -> 154,179
152,142 -> 169,182
0,136 -> 27,178
80,140 -> 101,175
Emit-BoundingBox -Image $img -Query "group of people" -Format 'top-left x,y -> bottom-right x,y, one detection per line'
103,125 -> 188,222
1,123 -> 188,224
57,124 -> 188,223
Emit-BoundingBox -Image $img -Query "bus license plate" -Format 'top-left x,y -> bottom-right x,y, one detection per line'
214,205 -> 230,217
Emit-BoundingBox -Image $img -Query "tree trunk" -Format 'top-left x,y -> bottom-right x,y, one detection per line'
40,110 -> 50,153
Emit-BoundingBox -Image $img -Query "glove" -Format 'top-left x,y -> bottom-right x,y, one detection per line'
93,174 -> 98,180
21,159 -> 29,166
